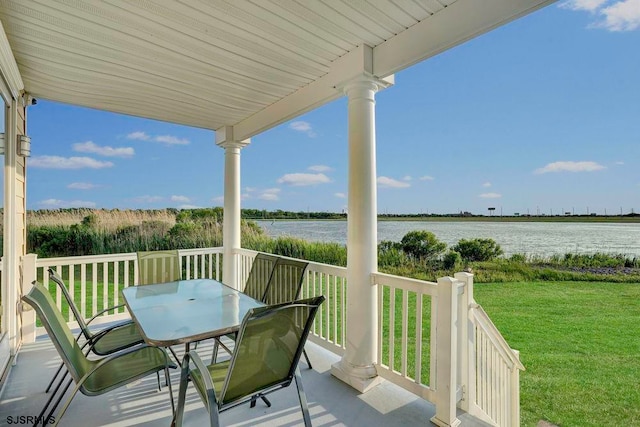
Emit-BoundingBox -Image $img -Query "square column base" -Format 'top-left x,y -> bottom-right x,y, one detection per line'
430,415 -> 461,427
331,360 -> 383,393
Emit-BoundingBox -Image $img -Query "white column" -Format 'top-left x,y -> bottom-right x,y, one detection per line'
3,98 -> 19,357
331,77 -> 384,393
216,128 -> 249,290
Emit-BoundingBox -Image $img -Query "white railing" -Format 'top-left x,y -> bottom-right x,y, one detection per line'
455,273 -> 524,427
20,249 -> 523,426
33,248 -> 224,333
373,272 -> 437,402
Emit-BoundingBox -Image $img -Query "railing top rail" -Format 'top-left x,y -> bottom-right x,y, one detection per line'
472,304 -> 525,371
179,247 -> 223,255
35,252 -> 137,265
236,247 -> 347,276
372,271 -> 438,295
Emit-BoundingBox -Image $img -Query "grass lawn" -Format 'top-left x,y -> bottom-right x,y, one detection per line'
474,281 -> 640,427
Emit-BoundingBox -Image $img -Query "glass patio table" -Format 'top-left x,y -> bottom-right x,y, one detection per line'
121,279 -> 264,352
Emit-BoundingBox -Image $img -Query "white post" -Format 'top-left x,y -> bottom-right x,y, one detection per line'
455,272 -> 474,412
511,349 -> 522,427
216,127 -> 250,290
20,254 -> 37,343
431,276 -> 462,427
330,76 -> 384,393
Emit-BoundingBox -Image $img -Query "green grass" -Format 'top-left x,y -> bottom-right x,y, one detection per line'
475,281 -> 640,427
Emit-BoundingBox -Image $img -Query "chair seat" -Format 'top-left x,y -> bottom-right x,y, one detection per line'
82,346 -> 173,395
91,322 -> 144,356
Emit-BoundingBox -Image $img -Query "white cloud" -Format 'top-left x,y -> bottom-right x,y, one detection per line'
599,0 -> 640,31
482,182 -> 492,187
245,187 -> 257,192
67,182 -> 98,190
212,196 -> 224,204
479,193 -> 502,199
561,0 -> 609,12
403,175 -> 412,181
39,198 -> 96,208
132,195 -> 163,204
615,161 -> 625,165
377,176 -> 411,188
171,195 -> 191,203
335,192 -> 347,199
289,121 -> 317,137
178,204 -> 201,209
258,188 -> 281,201
419,175 -> 435,181
127,131 -> 189,145
534,161 -> 606,174
277,173 -> 331,186
561,0 -> 640,31
30,156 -> 114,169
127,131 -> 151,141
308,165 -> 332,172
155,135 -> 190,145
73,141 -> 134,157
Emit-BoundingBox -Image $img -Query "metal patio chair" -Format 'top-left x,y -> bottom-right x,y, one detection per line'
22,281 -> 175,427
173,296 -> 325,427
44,268 -> 146,394
137,249 -> 181,285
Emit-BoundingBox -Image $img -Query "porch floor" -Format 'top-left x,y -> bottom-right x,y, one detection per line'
1,337 -> 489,427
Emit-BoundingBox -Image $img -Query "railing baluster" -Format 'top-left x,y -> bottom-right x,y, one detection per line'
401,289 -> 408,377
415,292 -> 422,383
389,286 -> 395,372
92,262 -> 98,317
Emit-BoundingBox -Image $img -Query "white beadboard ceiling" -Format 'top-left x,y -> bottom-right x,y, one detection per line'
0,0 -> 552,139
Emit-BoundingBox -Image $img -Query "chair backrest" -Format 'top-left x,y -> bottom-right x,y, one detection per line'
22,282 -> 90,383
137,250 -> 181,285
262,258 -> 309,305
48,268 -> 91,341
220,295 -> 325,406
242,253 -> 279,301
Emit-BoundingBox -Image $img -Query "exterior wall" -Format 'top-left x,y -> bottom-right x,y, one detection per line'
16,103 -> 26,256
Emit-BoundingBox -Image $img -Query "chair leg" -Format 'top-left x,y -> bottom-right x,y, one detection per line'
157,371 -> 162,391
35,374 -> 69,426
165,366 -> 175,415
45,362 -> 64,393
303,348 -> 312,369
49,380 -> 82,427
294,367 -> 312,427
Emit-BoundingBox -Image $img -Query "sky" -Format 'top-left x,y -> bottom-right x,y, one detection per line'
3,1 -> 639,216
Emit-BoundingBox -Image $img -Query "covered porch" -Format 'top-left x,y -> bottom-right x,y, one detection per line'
0,2 -> 549,425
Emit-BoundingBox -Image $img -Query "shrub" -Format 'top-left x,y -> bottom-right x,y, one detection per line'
400,231 -> 446,261
378,240 -> 410,268
453,238 -> 503,262
443,250 -> 462,270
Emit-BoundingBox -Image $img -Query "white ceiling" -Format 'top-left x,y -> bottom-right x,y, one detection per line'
0,0 -> 553,139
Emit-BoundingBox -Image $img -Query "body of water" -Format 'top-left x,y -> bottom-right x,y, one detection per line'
254,220 -> 640,257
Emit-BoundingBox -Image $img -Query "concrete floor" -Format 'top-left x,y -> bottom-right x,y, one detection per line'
1,337 -> 489,427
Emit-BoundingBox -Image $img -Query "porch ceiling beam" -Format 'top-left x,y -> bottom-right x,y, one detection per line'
373,0 -> 556,77
0,20 -> 23,98
232,45 -> 386,141
231,0 -> 554,141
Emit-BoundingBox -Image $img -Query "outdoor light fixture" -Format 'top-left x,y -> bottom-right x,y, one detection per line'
18,134 -> 31,157
0,133 -> 4,155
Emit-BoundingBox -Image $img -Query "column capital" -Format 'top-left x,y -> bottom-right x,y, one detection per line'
215,125 -> 251,149
338,74 -> 394,98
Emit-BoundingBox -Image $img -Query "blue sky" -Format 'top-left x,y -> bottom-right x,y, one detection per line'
4,1 -> 640,215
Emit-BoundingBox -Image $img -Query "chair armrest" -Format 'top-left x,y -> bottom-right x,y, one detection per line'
86,304 -> 127,325
187,350 -> 219,409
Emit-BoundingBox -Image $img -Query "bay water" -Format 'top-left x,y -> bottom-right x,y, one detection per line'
255,220 -> 640,257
